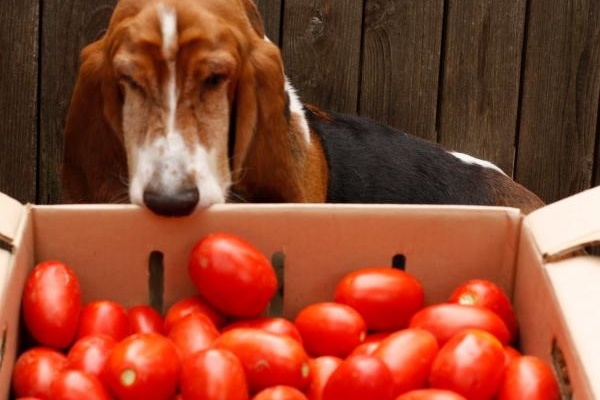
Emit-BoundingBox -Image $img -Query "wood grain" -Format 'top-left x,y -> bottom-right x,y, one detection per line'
360,0 -> 444,142
255,0 -> 282,44
0,0 -> 39,204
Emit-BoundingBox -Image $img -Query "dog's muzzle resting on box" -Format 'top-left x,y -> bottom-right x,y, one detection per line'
62,0 -> 544,217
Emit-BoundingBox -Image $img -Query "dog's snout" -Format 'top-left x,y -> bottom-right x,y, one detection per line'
143,186 -> 199,217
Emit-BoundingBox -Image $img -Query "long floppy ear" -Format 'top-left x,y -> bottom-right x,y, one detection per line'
239,0 -> 265,38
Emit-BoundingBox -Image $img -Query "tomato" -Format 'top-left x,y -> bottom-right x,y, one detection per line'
304,356 -> 343,400
129,305 -> 164,335
188,233 -> 277,318
409,303 -> 510,345
429,329 -> 505,400
168,313 -> 219,360
373,328 -> 439,396
50,369 -> 113,400
67,334 -> 117,378
214,328 -> 311,393
395,389 -> 467,399
503,346 -> 521,368
22,260 -> 82,349
102,333 -> 180,400
224,317 -> 303,343
252,386 -> 308,400
164,295 -> 227,332
322,354 -> 394,400
497,355 -> 560,399
449,279 -> 518,342
180,348 -> 248,400
11,347 -> 69,398
77,300 -> 129,341
294,302 -> 366,357
334,267 -> 424,332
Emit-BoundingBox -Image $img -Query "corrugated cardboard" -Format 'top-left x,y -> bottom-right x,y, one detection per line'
0,188 -> 599,399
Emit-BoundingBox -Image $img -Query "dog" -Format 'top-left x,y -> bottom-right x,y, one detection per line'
62,0 -> 544,216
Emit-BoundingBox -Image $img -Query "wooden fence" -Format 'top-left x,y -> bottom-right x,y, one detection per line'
1,0 -> 600,206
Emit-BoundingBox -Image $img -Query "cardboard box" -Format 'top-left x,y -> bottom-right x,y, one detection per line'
1,187 -> 599,399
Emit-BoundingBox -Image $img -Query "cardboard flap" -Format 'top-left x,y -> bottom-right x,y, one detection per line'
0,193 -> 25,251
526,186 -> 600,260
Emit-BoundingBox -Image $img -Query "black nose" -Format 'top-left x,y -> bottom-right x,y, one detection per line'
143,186 -> 200,217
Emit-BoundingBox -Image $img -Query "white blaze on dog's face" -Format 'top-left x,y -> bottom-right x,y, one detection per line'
111,3 -> 236,215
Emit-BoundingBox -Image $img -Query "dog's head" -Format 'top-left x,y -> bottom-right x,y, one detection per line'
65,0 -> 304,216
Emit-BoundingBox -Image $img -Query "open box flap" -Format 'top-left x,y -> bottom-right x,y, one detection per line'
525,186 -> 600,260
0,193 -> 25,251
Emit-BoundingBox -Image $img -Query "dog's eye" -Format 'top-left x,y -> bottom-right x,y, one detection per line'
118,75 -> 143,93
203,73 -> 226,90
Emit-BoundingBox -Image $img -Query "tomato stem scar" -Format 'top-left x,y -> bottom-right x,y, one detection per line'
121,369 -> 137,387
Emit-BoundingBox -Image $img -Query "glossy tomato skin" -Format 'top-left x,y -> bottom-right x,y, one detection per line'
188,233 -> 277,318
223,317 -> 303,343
305,356 -> 343,400
294,302 -> 366,357
22,260 -> 82,349
449,279 -> 518,343
102,333 -> 180,400
167,313 -> 219,361
77,300 -> 129,342
395,389 -> 467,400
409,303 -> 510,345
214,328 -> 311,394
252,386 -> 308,400
12,347 -> 69,399
334,267 -> 424,332
180,348 -> 248,400
50,369 -> 113,400
67,334 -> 117,379
322,354 -> 394,400
429,329 -> 505,400
129,305 -> 164,335
373,328 -> 439,396
164,295 -> 226,333
497,355 -> 560,400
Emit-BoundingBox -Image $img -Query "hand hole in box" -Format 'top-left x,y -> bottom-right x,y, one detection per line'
148,251 -> 165,314
552,338 -> 573,400
391,254 -> 406,270
0,324 -> 7,370
269,252 -> 285,317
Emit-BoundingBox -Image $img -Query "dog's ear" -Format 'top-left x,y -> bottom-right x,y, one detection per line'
239,0 -> 265,38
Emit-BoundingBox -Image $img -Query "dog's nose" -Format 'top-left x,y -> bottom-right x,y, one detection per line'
143,186 -> 200,217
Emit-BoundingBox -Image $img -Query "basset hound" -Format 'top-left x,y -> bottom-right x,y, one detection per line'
62,0 -> 544,216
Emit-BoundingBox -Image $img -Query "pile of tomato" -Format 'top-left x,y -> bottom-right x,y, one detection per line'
12,232 -> 561,400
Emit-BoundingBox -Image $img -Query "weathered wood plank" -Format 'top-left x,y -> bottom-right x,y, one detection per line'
0,0 -> 39,204
438,0 -> 526,177
517,0 -> 600,203
360,0 -> 444,142
39,1 -> 117,204
281,0 -> 364,114
255,0 -> 282,44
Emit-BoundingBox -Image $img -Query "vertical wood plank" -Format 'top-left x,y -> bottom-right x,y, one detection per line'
438,0 -> 526,177
0,0 -> 39,204
255,0 -> 282,44
39,1 -> 118,204
281,0 -> 364,114
360,0 -> 444,142
517,0 -> 600,203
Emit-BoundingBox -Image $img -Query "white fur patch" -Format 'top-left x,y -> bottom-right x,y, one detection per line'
450,151 -> 507,175
158,5 -> 178,137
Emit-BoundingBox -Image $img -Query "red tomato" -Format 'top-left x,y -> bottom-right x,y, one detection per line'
164,295 -> 226,332
168,313 -> 219,360
409,303 -> 510,345
252,386 -> 308,400
188,233 -> 277,318
67,334 -> 117,379
180,348 -> 248,400
77,300 -> 129,341
11,347 -> 69,398
224,317 -> 303,343
50,369 -> 113,400
322,354 -> 394,400
334,267 -> 424,332
429,329 -> 505,400
294,302 -> 366,357
503,346 -> 521,368
102,333 -> 180,400
129,305 -> 164,335
305,356 -> 343,400
395,389 -> 467,399
449,279 -> 518,342
214,328 -> 311,394
497,355 -> 560,399
22,260 -> 82,349
374,328 -> 439,396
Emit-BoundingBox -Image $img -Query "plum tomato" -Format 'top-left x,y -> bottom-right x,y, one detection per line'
294,302 -> 366,358
252,386 -> 308,400
67,334 -> 117,379
128,305 -> 164,335
164,295 -> 227,333
334,267 -> 424,332
214,328 -> 311,394
429,329 -> 505,400
188,233 -> 277,318
449,279 -> 518,342
167,313 -> 220,361
50,369 -> 113,400
22,260 -> 82,349
102,333 -> 180,400
77,300 -> 129,342
304,356 -> 343,400
503,346 -> 521,368
322,354 -> 394,400
11,347 -> 69,399
223,317 -> 303,343
395,389 -> 467,400
497,355 -> 560,400
180,348 -> 249,400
